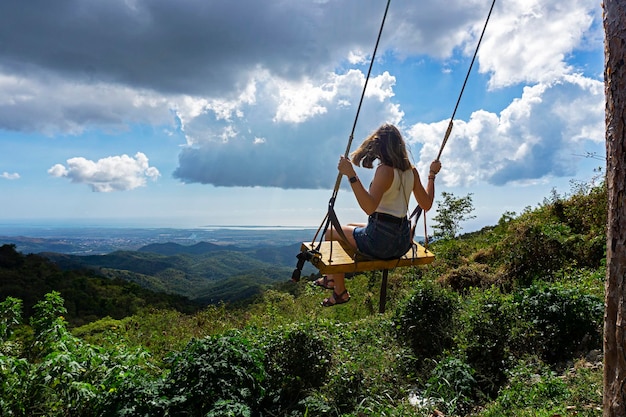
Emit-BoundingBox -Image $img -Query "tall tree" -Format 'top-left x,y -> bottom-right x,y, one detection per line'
604,1 -> 626,415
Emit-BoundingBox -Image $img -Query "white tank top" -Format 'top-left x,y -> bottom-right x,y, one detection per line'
376,168 -> 414,218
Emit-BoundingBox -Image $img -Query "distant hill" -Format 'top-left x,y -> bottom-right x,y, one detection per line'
137,241 -> 240,255
0,239 -> 313,327
0,244 -> 200,327
41,241 -> 315,303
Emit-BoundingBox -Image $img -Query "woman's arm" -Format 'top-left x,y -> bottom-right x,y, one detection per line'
338,156 -> 393,215
412,160 -> 441,211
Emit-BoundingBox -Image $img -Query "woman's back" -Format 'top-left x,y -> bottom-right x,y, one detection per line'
376,168 -> 414,217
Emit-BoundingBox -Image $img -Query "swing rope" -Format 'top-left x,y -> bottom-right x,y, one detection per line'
436,0 -> 497,160
331,0 -> 392,202
309,0 -> 392,254
412,0 -> 497,251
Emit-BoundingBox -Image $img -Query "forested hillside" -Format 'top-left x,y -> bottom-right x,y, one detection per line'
41,241 -> 312,302
0,179 -> 607,416
0,244 -> 200,326
0,239 -> 314,325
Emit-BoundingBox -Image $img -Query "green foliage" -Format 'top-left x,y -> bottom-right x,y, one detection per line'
0,296 -> 21,343
0,294 -> 29,415
514,283 -> 604,363
425,356 -> 476,416
431,181 -> 608,289
325,362 -> 366,414
29,291 -> 71,361
428,238 -> 465,267
438,264 -> 500,294
162,333 -> 265,416
0,244 -> 199,327
497,220 -> 569,285
432,192 -> 476,239
262,327 -> 332,413
0,177 -> 610,417
561,360 -> 603,416
0,244 -> 24,268
393,281 -> 458,361
454,287 -> 516,398
557,177 -> 607,237
479,359 -> 569,417
91,349 -> 162,417
0,291 -> 158,417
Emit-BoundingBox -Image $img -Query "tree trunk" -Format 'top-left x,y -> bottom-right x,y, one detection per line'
604,1 -> 626,415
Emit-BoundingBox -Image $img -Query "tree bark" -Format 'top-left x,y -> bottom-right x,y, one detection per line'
604,1 -> 626,415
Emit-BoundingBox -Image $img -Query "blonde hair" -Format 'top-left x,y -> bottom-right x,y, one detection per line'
350,124 -> 412,171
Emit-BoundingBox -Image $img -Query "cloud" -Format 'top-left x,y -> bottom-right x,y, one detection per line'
477,0 -> 600,88
48,152 -> 160,192
0,0 -> 603,192
173,71 -> 403,188
0,0 -> 598,131
0,0 -> 392,97
0,72 -> 174,135
1,172 -> 19,180
408,74 -> 604,187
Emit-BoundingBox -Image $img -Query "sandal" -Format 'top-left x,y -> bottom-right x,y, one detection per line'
313,275 -> 335,290
321,289 -> 350,307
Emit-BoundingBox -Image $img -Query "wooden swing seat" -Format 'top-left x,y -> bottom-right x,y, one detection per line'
300,240 -> 434,274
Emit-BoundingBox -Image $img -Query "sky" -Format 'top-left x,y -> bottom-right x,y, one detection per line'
0,0 -> 606,232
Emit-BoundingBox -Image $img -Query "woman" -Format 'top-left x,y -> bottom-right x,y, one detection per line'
315,124 -> 441,307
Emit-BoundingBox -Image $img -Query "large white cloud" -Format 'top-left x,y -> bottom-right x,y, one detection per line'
408,74 -> 604,187
173,70 -> 403,189
477,0 -> 600,88
48,152 -> 160,192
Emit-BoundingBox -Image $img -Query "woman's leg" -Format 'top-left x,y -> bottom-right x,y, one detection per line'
320,225 -> 356,303
325,224 -> 358,248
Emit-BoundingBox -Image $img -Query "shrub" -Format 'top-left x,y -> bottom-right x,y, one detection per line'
29,291 -> 69,359
437,264 -> 499,294
262,327 -> 331,414
20,292 -> 101,416
162,333 -> 266,416
514,283 -> 604,363
324,363 -> 365,415
479,358 -> 569,417
425,356 -> 476,415
455,287 -> 516,399
561,180 -> 607,237
429,238 -> 465,267
0,296 -> 28,416
0,292 -> 160,417
498,221 -> 568,285
566,233 -> 605,269
393,281 -> 458,360
90,345 -> 163,417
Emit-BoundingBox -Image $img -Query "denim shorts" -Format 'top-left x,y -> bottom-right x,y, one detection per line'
353,213 -> 411,260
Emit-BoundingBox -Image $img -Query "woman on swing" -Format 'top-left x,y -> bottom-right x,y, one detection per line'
316,123 -> 441,306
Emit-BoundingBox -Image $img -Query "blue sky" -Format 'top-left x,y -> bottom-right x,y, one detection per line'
0,0 -> 606,232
